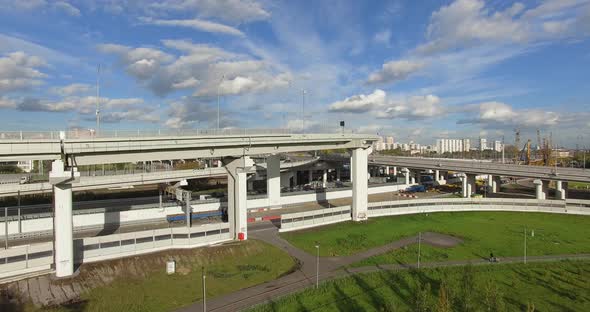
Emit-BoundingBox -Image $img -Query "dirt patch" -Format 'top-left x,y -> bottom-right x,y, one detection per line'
421,232 -> 464,248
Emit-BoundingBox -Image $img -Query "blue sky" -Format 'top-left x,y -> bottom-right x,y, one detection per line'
0,0 -> 589,147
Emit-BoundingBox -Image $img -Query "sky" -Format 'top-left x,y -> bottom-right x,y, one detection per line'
0,0 -> 589,147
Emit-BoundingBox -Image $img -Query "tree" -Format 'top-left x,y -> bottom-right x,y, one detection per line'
436,281 -> 452,312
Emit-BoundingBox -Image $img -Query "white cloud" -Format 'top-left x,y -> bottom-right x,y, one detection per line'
15,96 -> 144,114
99,40 -> 291,97
149,0 -> 270,24
51,83 -> 93,96
141,17 -> 245,37
286,118 -> 321,132
373,30 -> 391,44
459,101 -> 560,128
0,51 -> 46,92
0,97 -> 16,109
328,89 -> 386,113
417,0 -> 529,54
54,1 -> 81,16
97,43 -> 175,81
378,94 -> 444,119
367,60 -> 425,84
90,109 -> 159,124
0,0 -> 81,16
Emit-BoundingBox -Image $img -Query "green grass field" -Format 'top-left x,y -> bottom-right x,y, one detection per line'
35,240 -> 295,312
280,212 -> 590,265
247,260 -> 590,312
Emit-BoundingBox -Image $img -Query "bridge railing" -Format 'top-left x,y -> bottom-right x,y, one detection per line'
0,127 -> 367,141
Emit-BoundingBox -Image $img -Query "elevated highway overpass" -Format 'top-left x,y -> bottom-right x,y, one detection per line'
0,129 -> 378,278
369,156 -> 590,183
368,155 -> 590,201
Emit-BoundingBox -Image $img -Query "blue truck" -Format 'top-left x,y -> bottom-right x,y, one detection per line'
406,185 -> 426,193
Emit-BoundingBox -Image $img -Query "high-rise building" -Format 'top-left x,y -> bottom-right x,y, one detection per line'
494,140 -> 503,152
436,138 -> 470,154
479,138 -> 487,151
463,139 -> 471,152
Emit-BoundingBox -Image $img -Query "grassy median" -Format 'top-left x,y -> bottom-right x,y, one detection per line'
248,260 -> 590,312
34,240 -> 296,312
281,212 -> 590,264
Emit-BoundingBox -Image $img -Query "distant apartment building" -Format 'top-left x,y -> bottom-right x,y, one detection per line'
479,138 -> 487,151
463,139 -> 471,152
493,140 -> 503,152
436,138 -> 468,154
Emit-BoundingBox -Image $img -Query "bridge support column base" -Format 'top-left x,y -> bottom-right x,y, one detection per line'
351,148 -> 368,221
224,156 -> 253,241
49,160 -> 80,278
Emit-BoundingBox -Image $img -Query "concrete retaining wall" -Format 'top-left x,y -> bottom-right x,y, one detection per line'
0,222 -> 230,280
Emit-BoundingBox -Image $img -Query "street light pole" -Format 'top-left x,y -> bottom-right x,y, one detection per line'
417,232 -> 421,268
202,266 -> 207,312
524,227 -> 527,264
315,244 -> 320,289
301,89 -> 306,133
217,75 -> 225,130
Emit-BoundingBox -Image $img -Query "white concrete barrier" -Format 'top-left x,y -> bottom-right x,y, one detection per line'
279,205 -> 352,232
0,222 -> 231,281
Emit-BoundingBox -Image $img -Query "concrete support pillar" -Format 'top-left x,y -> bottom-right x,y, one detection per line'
336,168 -> 341,181
224,157 -> 252,240
293,171 -> 299,186
393,166 -> 397,176
416,171 -> 422,184
533,179 -> 549,200
402,168 -> 410,185
460,174 -> 468,198
385,166 -> 390,176
410,171 -> 416,184
49,160 -> 79,278
351,148 -> 368,221
466,174 -> 476,198
555,181 -> 566,200
308,170 -> 313,184
266,155 -> 281,207
491,176 -> 502,193
322,170 -> 327,188
435,170 -> 440,182
54,184 -> 73,277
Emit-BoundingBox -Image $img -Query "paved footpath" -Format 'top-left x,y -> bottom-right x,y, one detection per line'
177,222 -> 590,312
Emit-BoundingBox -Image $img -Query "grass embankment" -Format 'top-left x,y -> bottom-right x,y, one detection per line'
248,260 -> 590,312
280,212 -> 590,265
569,181 -> 590,190
36,240 -> 296,312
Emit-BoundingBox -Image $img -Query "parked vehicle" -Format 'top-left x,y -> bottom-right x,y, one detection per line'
406,185 -> 426,192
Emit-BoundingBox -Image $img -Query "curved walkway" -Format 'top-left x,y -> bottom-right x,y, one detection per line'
179,226 -> 590,312
177,223 -> 590,312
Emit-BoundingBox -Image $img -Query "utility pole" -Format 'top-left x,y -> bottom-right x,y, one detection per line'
501,136 -> 505,164
301,89 -> 306,133
417,232 -> 421,268
217,75 -> 225,131
315,244 -> 320,289
96,64 -> 101,136
524,227 -> 527,264
202,266 -> 207,312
